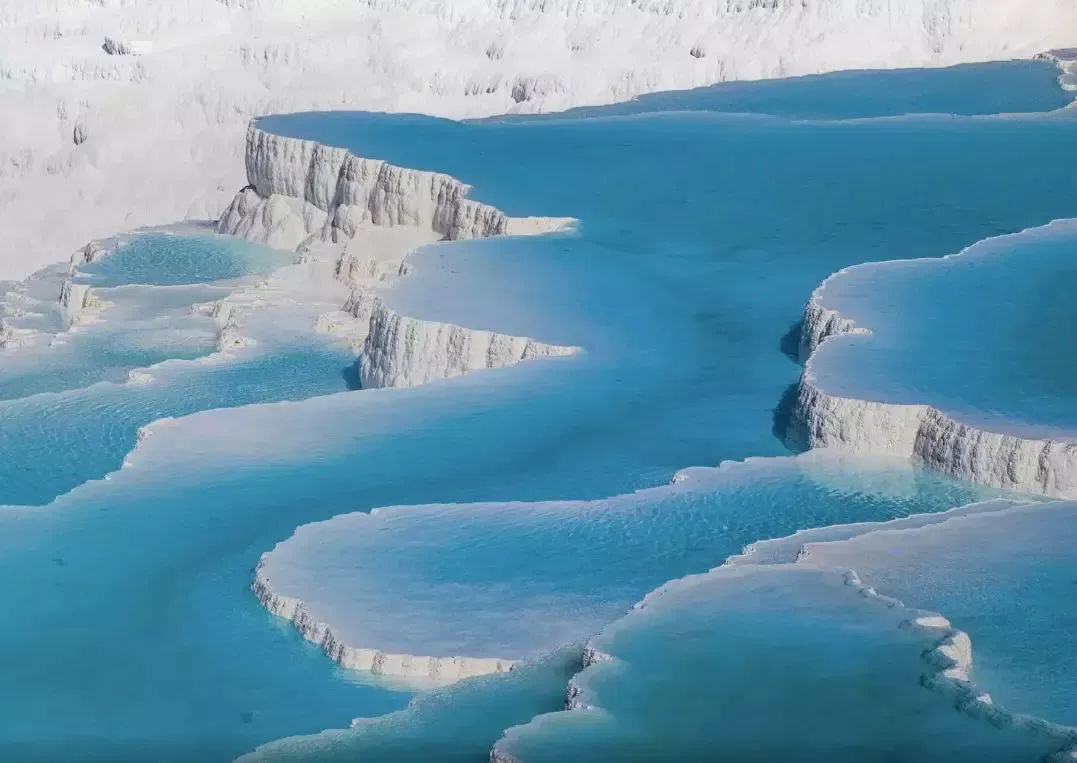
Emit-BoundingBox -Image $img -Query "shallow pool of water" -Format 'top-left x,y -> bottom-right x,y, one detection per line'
78,233 -> 296,287
1,60 -> 1075,761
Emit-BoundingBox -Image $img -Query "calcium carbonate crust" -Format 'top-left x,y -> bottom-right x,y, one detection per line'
489,501 -> 1077,762
837,571 -> 1077,760
252,556 -> 516,683
219,124 -> 581,389
218,125 -> 574,251
2,224 -> 263,353
57,278 -> 104,327
787,220 -> 1077,498
5,234 -> 137,347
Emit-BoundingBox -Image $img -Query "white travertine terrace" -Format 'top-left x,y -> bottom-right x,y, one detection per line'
787,223 -> 1077,498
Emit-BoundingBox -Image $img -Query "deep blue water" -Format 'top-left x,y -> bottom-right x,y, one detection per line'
0,60 -> 1074,762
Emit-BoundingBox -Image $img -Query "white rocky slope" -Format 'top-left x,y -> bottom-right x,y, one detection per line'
786,225 -> 1077,498
5,0 -> 1077,280
218,123 -> 579,388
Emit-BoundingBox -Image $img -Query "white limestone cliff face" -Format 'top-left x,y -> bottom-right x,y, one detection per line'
57,278 -> 103,327
213,303 -> 254,352
68,240 -> 110,273
334,241 -> 412,287
219,125 -> 573,250
220,123 -> 579,387
0,320 -> 15,349
359,299 -> 580,389
252,556 -> 515,683
787,268 -> 1077,498
796,286 -> 870,363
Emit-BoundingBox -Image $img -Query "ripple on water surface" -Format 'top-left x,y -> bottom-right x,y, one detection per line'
258,452 -> 1000,665
0,342 -> 359,506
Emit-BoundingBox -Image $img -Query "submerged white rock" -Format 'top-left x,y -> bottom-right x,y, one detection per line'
490,497 -> 1077,762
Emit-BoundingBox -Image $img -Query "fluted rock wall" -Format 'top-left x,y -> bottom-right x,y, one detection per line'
219,125 -> 572,250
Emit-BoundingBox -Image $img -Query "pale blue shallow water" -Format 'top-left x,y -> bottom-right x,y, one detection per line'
78,233 -> 296,287
0,61 -> 1074,762
0,328 -> 214,403
258,452 -> 1002,662
0,235 -> 345,507
0,343 -> 359,506
0,233 -> 294,403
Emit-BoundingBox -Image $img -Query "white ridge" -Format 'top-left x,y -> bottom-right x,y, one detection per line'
359,297 -> 579,389
253,557 -> 516,683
